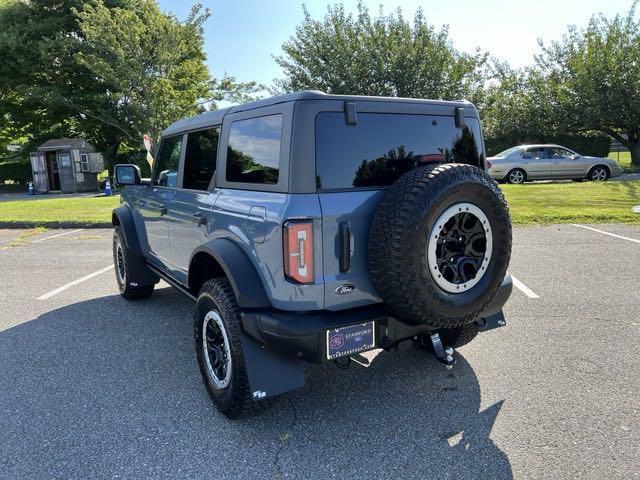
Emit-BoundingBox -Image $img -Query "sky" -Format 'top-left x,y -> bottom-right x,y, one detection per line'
157,0 -> 634,88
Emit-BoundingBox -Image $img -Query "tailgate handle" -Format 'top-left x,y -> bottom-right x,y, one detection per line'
339,222 -> 351,272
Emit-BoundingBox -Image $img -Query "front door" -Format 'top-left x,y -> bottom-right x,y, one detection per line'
547,147 -> 587,178
168,127 -> 221,283
138,134 -> 183,269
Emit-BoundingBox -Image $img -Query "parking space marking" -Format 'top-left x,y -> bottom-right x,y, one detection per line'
37,265 -> 113,300
32,228 -> 84,243
570,223 -> 640,244
511,275 -> 540,299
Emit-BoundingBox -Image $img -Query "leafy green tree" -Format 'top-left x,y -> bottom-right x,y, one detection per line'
74,0 -> 212,154
535,2 -> 640,166
274,3 -> 488,105
0,0 -> 259,173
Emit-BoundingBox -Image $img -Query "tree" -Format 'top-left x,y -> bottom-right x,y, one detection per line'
74,0 -> 211,154
535,2 -> 640,166
0,0 -> 260,172
274,3 -> 489,106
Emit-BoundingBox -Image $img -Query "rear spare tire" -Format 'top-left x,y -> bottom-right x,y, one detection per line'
368,163 -> 511,329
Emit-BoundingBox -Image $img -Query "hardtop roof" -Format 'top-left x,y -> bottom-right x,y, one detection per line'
162,90 -> 474,137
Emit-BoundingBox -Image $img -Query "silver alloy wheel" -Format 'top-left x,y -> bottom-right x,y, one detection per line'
115,236 -> 126,285
427,202 -> 493,294
509,170 -> 525,184
202,310 -> 232,389
591,168 -> 607,181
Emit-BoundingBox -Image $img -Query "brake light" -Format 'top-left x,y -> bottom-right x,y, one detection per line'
283,221 -> 314,284
486,160 -> 493,169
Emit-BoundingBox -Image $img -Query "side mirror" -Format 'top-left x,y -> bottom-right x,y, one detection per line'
114,164 -> 141,186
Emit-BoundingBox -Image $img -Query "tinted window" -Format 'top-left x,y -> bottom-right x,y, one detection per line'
226,115 -> 282,184
183,127 -> 220,190
315,113 -> 483,190
154,135 -> 182,187
522,148 -> 546,160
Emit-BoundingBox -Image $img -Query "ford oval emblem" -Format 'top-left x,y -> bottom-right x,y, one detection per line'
335,284 -> 356,295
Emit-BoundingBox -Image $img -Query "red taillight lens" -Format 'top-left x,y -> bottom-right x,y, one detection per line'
283,221 -> 314,284
486,160 -> 493,169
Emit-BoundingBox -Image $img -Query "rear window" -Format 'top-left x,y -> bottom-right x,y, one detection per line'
315,112 -> 484,190
226,114 -> 282,184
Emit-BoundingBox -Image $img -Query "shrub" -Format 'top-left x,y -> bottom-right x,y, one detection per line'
485,133 -> 611,158
0,161 -> 32,184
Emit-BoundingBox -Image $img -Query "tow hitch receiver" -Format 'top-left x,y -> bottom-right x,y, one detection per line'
430,333 -> 456,369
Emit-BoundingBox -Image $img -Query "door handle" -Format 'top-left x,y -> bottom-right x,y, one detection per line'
192,213 -> 207,226
159,205 -> 168,215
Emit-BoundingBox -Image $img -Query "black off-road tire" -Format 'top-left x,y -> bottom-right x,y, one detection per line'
369,164 -> 512,329
194,278 -> 268,419
113,226 -> 154,300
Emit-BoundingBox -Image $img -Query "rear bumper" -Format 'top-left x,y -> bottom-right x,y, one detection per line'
241,274 -> 513,363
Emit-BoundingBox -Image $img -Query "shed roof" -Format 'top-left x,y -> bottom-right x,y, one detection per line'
162,90 -> 473,137
37,138 -> 95,151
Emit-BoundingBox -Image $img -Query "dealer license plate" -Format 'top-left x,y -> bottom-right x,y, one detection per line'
326,322 -> 376,360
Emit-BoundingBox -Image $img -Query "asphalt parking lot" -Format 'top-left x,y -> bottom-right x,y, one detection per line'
0,224 -> 638,480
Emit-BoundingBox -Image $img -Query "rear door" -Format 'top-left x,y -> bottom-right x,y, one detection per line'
168,127 -> 220,284
138,134 -> 182,269
314,107 -> 486,310
520,147 -> 552,179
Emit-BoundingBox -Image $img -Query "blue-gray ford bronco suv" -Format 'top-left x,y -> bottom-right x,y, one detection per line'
112,91 -> 513,418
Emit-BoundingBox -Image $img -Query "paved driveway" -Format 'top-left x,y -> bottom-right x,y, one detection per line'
0,225 -> 638,479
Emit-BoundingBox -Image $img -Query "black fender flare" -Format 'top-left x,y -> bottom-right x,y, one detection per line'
189,239 -> 271,309
112,206 -> 159,286
112,205 -> 144,257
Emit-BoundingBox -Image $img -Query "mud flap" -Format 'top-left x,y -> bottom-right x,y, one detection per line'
476,311 -> 507,332
238,330 -> 305,401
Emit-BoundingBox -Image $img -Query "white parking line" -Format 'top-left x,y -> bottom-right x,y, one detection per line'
32,229 -> 84,243
570,224 -> 640,244
511,275 -> 540,299
37,265 -> 113,300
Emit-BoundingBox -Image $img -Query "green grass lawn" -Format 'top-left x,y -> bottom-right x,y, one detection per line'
608,151 -> 640,172
0,182 -> 639,227
0,195 -> 120,227
501,181 -> 640,225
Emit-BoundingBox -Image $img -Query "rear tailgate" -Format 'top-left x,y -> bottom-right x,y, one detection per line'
318,190 -> 384,310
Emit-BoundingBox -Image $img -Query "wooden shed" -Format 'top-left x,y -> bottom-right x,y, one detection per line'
29,138 -> 104,193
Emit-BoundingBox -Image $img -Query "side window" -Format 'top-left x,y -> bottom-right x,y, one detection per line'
547,147 -> 573,159
522,148 -> 546,160
183,127 -> 220,191
226,114 -> 282,184
154,135 -> 182,187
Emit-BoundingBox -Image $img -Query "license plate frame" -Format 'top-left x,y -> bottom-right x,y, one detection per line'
326,321 -> 376,360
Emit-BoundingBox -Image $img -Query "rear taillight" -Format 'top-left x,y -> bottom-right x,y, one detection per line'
486,160 -> 493,169
283,220 -> 314,284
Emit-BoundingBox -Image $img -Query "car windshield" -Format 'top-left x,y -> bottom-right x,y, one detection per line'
494,146 -> 521,158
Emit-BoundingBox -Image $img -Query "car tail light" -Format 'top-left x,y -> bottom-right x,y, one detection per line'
283,221 -> 314,284
486,160 -> 493,169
